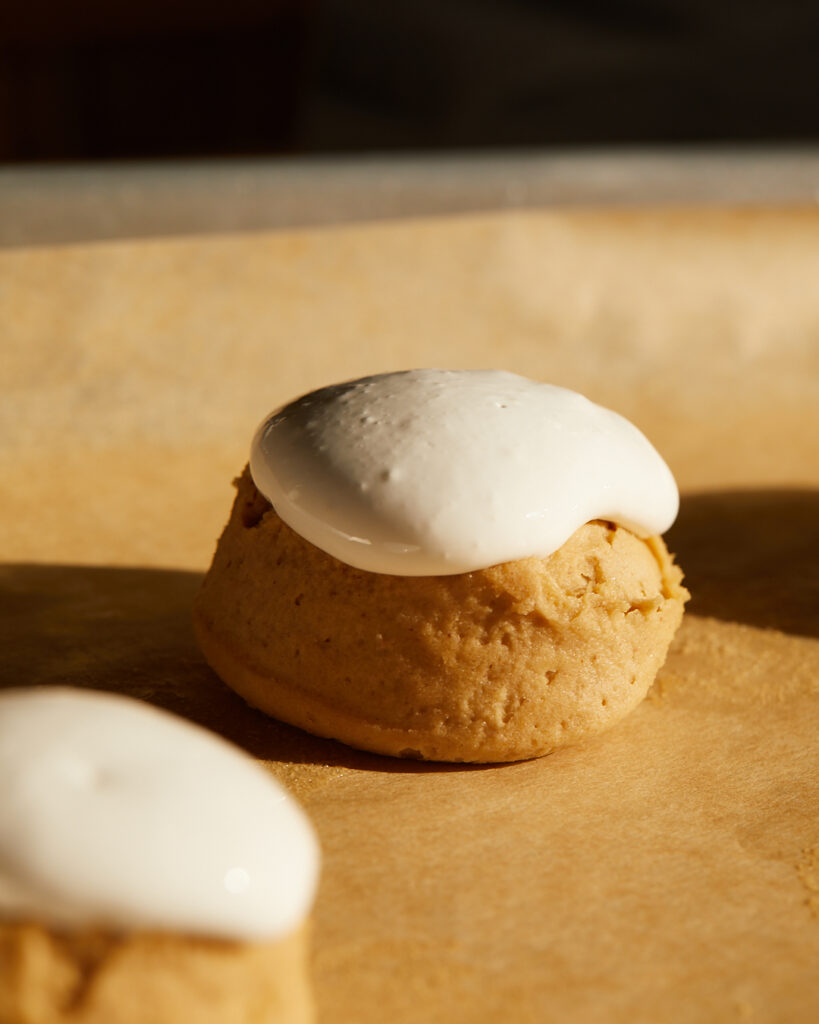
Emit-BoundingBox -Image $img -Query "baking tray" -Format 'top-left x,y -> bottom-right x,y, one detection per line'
1,163 -> 818,1021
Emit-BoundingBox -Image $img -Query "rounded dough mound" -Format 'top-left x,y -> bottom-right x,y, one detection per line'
194,468 -> 688,763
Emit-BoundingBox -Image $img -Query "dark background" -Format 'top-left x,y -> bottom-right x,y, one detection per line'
2,0 -> 817,162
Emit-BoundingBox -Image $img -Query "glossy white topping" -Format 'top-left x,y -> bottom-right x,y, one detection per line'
250,369 -> 679,576
0,688 -> 319,940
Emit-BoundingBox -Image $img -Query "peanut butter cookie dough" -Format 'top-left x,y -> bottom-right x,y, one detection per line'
0,689 -> 320,1024
0,923 -> 312,1024
194,468 -> 687,763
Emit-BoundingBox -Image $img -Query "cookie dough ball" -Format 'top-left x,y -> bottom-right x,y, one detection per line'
0,688 -> 320,1023
194,469 -> 688,763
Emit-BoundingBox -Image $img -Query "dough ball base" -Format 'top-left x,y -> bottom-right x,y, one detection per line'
0,922 -> 313,1024
194,468 -> 688,763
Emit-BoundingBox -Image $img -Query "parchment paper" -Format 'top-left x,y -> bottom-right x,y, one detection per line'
1,208 -> 818,1022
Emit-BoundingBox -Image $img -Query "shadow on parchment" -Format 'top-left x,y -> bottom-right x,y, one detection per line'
0,562 -> 488,774
2,488 -> 815,771
665,487 -> 819,640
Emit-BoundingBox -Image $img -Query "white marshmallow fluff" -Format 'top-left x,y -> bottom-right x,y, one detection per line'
0,687 -> 319,941
250,369 -> 679,576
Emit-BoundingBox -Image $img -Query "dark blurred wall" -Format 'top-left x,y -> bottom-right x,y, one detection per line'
1,0 -> 817,161
0,0 -> 315,160
302,0 -> 819,148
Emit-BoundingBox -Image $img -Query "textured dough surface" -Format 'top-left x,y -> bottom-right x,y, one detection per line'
193,468 -> 687,762
0,923 -> 313,1024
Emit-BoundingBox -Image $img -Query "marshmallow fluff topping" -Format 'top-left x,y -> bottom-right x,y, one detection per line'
0,688 -> 319,940
250,369 -> 679,576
